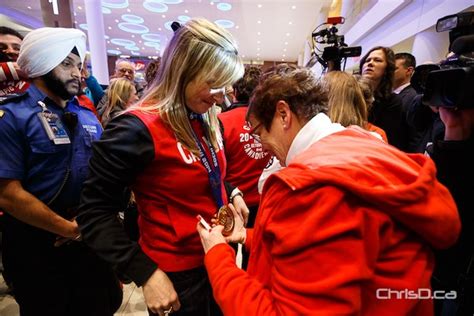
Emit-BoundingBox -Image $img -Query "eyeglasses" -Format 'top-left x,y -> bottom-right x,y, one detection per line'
118,68 -> 134,74
248,121 -> 263,143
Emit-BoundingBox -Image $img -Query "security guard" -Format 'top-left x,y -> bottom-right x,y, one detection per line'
0,27 -> 121,316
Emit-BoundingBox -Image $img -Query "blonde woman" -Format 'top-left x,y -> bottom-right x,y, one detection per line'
325,71 -> 388,142
77,18 -> 244,316
101,77 -> 138,127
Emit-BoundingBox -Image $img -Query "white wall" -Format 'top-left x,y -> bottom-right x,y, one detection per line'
317,0 -> 473,71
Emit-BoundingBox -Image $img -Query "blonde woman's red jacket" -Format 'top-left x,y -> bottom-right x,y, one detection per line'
205,127 -> 460,316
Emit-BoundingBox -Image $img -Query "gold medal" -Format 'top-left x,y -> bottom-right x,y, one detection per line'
217,205 -> 234,236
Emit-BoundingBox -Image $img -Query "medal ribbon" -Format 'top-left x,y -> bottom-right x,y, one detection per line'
190,114 -> 224,208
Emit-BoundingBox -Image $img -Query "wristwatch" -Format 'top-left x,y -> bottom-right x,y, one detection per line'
229,188 -> 244,203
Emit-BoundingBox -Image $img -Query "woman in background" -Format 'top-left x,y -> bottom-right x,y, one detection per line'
101,78 -> 138,127
359,46 -> 408,150
324,71 -> 387,142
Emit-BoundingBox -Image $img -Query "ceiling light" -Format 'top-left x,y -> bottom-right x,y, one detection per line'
242,55 -> 245,58
257,4 -> 262,8
158,27 -> 162,31
139,40 -> 142,43
257,20 -> 261,24
283,54 -> 286,57
143,2 -> 169,13
131,35 -> 135,38
127,8 -> 131,12
107,49 -> 121,55
215,20 -> 235,29
184,9 -> 189,13
257,32 -> 261,35
283,48 -> 287,51
257,40 -> 261,44
118,23 -> 149,34
257,53 -> 260,56
73,11 -> 76,16
115,19 -> 119,23
122,14 -> 144,24
102,0 -> 129,9
210,1 -> 214,5
108,26 -> 112,30
235,25 -> 239,29
291,5 -> 296,9
284,42 -> 288,45
162,14 -> 166,18
286,33 -> 290,36
289,21 -> 293,25
78,6 -> 82,10
282,59 -> 285,61
217,3 -> 232,11
257,48 -> 260,51
27,6 -> 32,9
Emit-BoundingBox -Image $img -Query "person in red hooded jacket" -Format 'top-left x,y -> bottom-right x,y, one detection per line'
197,64 -> 460,316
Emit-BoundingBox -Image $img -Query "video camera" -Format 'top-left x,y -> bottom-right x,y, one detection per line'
412,11 -> 474,108
308,16 -> 361,71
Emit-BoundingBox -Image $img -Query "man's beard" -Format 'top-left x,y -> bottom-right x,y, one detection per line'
43,71 -> 80,101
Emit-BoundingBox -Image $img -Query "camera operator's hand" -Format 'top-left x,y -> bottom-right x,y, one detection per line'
439,107 -> 474,141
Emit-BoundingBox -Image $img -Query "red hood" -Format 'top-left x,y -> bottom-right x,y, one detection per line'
269,128 -> 460,249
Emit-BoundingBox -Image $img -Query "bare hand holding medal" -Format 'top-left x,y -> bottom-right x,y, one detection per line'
197,204 -> 247,254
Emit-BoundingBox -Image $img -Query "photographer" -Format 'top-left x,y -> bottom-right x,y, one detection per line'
431,106 -> 474,316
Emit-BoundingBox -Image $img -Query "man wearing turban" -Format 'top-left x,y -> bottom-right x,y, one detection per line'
0,27 -> 122,315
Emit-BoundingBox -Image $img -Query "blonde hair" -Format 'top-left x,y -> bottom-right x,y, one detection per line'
324,71 -> 368,127
130,18 -> 244,154
103,78 -> 135,125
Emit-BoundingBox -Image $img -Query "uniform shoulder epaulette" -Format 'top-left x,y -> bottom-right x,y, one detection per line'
0,92 -> 29,106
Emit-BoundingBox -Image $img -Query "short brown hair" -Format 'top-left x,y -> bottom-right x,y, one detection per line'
247,64 -> 328,130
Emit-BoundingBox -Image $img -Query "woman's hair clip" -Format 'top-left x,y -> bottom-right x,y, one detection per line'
171,21 -> 182,33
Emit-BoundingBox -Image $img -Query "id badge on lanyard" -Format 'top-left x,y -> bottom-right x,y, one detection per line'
37,101 -> 71,145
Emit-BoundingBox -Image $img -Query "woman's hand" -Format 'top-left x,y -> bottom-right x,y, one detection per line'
231,194 -> 249,226
143,269 -> 181,316
197,223 -> 227,254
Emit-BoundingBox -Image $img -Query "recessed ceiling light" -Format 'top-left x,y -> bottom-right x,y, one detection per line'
257,20 -> 261,24
107,40 -> 110,43
242,55 -> 245,58
289,21 -> 293,25
108,26 -> 112,30
116,47 -> 120,50
131,35 -> 135,38
158,27 -> 162,31
73,12 -> 76,16
235,25 -> 239,29
78,6 -> 82,10
185,9 -> 188,13
257,40 -> 261,44
162,14 -> 166,18
284,42 -> 288,45
257,4 -> 262,8
127,8 -> 131,12
283,48 -> 287,52
257,53 -> 260,56
217,3 -> 232,11
257,32 -> 261,35
27,6 -> 32,9
142,47 -> 146,49
210,1 -> 214,5
139,40 -> 142,43
286,33 -> 290,36
283,54 -> 286,57
291,5 -> 296,9
282,59 -> 285,61
115,19 -> 119,23
257,48 -> 260,51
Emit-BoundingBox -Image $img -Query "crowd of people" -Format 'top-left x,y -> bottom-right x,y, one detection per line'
0,14 -> 472,316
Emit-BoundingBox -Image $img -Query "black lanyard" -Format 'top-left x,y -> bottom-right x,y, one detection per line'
190,114 -> 224,208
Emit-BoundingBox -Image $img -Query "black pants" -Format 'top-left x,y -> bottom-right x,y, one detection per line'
148,266 -> 222,316
2,219 -> 122,316
242,204 -> 259,270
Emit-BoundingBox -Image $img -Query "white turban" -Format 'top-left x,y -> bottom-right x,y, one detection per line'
17,27 -> 86,78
